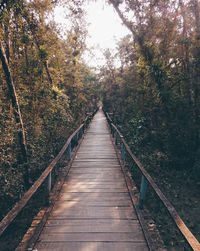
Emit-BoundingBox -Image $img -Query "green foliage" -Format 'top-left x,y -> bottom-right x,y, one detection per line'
38,45 -> 49,61
20,34 -> 30,44
0,0 -> 100,221
101,0 -> 200,175
128,117 -> 149,155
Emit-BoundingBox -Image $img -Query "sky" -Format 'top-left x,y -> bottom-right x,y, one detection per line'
54,1 -> 130,68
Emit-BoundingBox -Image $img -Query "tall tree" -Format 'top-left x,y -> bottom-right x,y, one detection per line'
0,40 -> 29,187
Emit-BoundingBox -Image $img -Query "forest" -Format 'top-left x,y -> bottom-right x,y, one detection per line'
101,0 -> 200,246
0,0 -> 200,249
0,0 -> 100,219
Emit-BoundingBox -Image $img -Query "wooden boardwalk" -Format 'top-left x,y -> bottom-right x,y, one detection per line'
33,109 -> 149,251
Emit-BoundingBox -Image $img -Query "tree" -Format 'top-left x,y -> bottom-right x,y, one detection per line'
0,3 -> 30,187
0,0 -> 100,220
99,0 -> 200,171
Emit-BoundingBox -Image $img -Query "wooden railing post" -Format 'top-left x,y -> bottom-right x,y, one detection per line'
115,132 -> 118,145
45,172 -> 52,206
121,142 -> 125,162
80,126 -> 83,137
139,175 -> 148,209
85,117 -> 89,129
47,172 -> 52,193
67,142 -> 71,161
82,122 -> 85,133
112,126 -> 115,137
76,132 -> 79,145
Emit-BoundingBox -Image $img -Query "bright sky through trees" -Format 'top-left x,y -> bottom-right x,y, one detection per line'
54,1 -> 130,68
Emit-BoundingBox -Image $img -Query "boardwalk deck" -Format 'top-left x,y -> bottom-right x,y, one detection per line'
32,109 -> 149,251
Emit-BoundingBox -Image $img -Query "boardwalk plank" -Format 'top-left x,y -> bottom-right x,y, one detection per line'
35,242 -> 149,251
44,219 -> 139,231
69,167 -> 122,173
71,163 -> 120,168
61,188 -> 127,192
49,206 -> 137,219
54,200 -> 131,207
58,192 -> 130,200
37,232 -> 145,242
62,181 -> 126,188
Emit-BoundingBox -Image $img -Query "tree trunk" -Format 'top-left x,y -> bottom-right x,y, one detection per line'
0,40 -> 30,188
179,0 -> 192,106
109,0 -> 169,117
4,24 -> 10,64
192,0 -> 200,122
193,0 -> 200,39
43,60 -> 53,85
22,11 -> 54,86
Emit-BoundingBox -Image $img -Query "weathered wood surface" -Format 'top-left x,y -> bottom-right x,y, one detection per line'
32,109 -> 149,251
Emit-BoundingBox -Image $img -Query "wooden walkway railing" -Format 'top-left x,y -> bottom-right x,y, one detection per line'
105,111 -> 200,251
0,109 -> 97,247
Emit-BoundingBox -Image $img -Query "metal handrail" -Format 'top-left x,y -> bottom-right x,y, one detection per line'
0,109 -> 97,236
105,111 -> 200,251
